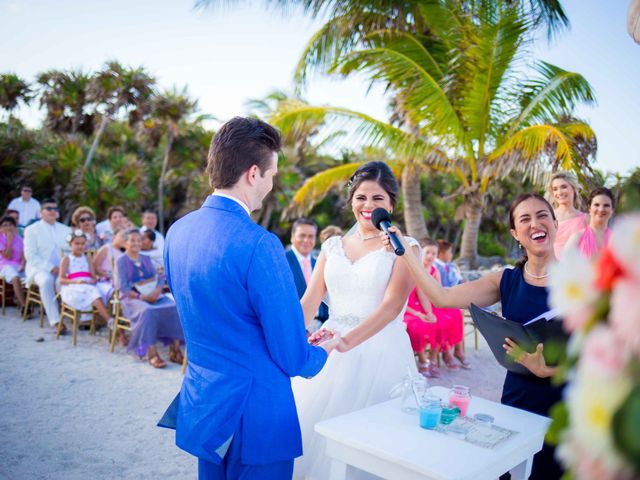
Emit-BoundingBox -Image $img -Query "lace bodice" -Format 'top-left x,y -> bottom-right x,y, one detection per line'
321,235 -> 419,331
68,254 -> 90,274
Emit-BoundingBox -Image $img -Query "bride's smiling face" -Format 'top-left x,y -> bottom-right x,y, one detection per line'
351,180 -> 393,231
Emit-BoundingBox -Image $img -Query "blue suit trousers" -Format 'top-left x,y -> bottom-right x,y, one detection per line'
198,426 -> 293,480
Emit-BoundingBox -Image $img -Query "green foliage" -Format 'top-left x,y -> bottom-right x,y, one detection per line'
612,384 -> 640,470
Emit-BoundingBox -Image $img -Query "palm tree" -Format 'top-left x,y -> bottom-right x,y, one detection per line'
270,1 -> 596,265
84,61 -> 155,170
0,73 -> 32,130
147,87 -> 197,233
36,69 -> 92,137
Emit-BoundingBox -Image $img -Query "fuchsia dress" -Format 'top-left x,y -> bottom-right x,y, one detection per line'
577,226 -> 611,259
554,212 -> 588,258
403,265 -> 464,352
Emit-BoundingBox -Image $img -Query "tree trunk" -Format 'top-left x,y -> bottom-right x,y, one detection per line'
84,114 -> 109,170
401,166 -> 429,245
158,129 -> 175,234
459,190 -> 484,268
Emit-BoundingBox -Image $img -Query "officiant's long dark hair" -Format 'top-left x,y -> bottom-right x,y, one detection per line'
509,193 -> 557,268
346,162 -> 398,208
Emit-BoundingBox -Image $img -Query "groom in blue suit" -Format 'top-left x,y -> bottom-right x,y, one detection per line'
164,117 -> 335,479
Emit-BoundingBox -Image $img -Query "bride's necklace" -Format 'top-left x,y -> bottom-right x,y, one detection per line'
524,262 -> 550,279
356,230 -> 379,241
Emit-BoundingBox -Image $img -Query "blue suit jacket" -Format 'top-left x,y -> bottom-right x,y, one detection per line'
164,195 -> 327,465
285,249 -> 329,321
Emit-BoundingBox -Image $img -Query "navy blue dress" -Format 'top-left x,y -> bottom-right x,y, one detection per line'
499,267 -> 564,480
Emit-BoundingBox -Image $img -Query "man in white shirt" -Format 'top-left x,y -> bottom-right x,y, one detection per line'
23,198 -> 71,328
139,210 -> 165,254
7,185 -> 41,228
95,206 -> 126,243
285,218 -> 328,331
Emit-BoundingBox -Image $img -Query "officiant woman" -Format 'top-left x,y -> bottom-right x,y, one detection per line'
386,193 -> 563,479
115,228 -> 184,369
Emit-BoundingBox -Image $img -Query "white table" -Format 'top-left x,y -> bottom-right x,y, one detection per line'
314,386 -> 551,480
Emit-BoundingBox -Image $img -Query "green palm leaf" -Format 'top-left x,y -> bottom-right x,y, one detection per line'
507,61 -> 596,134
460,7 -> 527,158
270,101 -> 447,164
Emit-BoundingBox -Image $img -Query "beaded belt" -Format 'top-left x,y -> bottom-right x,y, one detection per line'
331,314 -> 362,328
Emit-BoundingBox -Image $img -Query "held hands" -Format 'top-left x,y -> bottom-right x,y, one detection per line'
308,328 -> 343,354
503,338 -> 553,378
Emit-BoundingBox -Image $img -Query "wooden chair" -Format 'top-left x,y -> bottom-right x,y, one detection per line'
181,349 -> 188,374
463,312 -> 479,352
57,300 -> 98,346
22,282 -> 45,328
109,290 -> 131,352
0,277 -> 7,315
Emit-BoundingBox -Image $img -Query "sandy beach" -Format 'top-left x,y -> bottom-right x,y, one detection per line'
0,307 -> 504,479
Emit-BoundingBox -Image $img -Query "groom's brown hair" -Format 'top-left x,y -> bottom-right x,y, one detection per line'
207,116 -> 282,189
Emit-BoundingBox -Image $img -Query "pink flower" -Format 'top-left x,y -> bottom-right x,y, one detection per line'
609,279 -> 640,356
580,325 -> 629,376
563,304 -> 595,333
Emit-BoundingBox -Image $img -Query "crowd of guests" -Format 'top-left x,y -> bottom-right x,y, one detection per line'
0,188 -> 183,369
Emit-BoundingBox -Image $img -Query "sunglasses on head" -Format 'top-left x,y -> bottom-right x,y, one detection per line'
78,216 -> 93,223
44,206 -> 59,211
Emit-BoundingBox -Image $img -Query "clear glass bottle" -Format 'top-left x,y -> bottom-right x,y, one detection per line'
449,384 -> 471,417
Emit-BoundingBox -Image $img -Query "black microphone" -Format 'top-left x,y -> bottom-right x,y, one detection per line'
371,208 -> 405,256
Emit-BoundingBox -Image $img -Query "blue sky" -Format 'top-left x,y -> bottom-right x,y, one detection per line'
1,0 -> 638,175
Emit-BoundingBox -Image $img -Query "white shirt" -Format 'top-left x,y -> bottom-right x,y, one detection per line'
8,197 -> 41,226
211,192 -> 251,216
95,219 -> 112,239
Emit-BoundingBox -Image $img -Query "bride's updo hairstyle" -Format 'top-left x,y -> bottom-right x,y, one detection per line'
346,161 -> 398,208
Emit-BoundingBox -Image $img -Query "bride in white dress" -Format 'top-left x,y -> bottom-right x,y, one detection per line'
292,161 -> 420,479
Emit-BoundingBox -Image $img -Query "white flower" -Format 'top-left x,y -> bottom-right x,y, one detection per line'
549,249 -> 598,315
610,214 -> 640,280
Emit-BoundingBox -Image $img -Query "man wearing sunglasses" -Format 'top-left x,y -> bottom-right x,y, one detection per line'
7,185 -> 41,229
23,199 -> 71,329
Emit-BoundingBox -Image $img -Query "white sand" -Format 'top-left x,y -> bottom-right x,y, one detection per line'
0,308 -> 505,479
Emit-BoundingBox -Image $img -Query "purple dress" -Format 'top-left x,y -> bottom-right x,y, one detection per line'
115,254 -> 183,356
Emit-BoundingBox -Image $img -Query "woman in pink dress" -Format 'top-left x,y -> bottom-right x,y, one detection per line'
403,240 -> 463,377
566,187 -> 614,259
546,171 -> 587,258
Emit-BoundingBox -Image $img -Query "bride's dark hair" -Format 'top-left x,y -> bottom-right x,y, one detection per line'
346,161 -> 398,208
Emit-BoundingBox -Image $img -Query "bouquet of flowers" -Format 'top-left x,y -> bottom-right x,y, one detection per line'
548,215 -> 640,480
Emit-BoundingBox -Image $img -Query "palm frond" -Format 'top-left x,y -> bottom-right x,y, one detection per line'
460,7 -> 527,157
487,122 -> 596,184
507,61 -> 595,135
332,42 -> 464,141
270,101 -> 447,164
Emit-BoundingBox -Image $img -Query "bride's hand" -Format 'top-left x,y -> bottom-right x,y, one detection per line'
308,328 -> 334,345
318,331 -> 342,355
381,226 -> 409,253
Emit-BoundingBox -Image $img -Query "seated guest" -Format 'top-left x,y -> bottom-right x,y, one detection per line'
3,209 -> 21,236
115,228 -> 184,369
139,210 -> 165,253
96,206 -> 126,244
58,230 -> 113,332
93,229 -> 126,303
403,240 -> 464,377
7,185 -> 41,228
23,199 -> 70,328
566,187 -> 615,259
140,229 -> 164,273
434,240 -> 470,369
71,206 -> 102,252
0,216 -> 26,308
319,225 -> 343,244
285,218 -> 328,332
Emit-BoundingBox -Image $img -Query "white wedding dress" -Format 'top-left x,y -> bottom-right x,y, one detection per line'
292,235 -> 419,479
